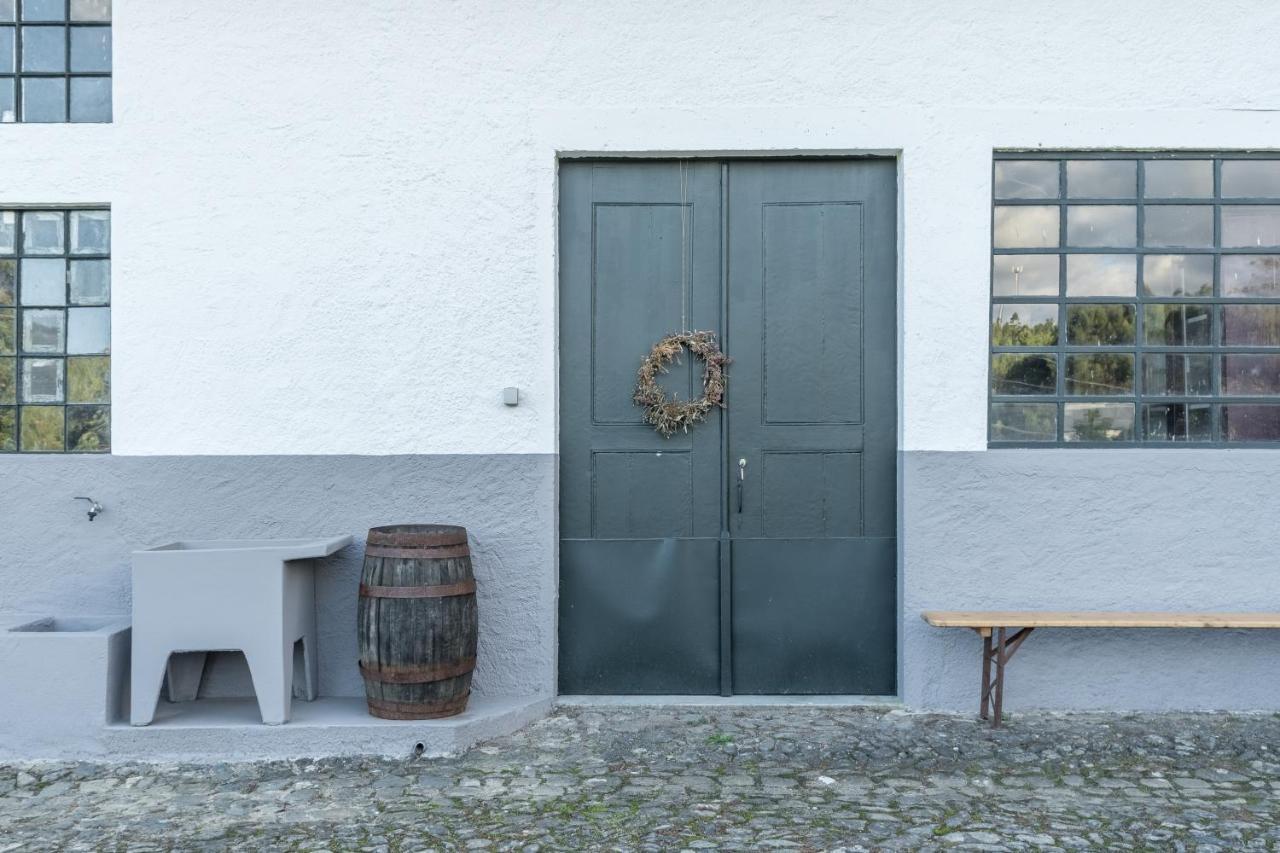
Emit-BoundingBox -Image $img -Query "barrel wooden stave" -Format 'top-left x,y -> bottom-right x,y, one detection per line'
357,524 -> 478,720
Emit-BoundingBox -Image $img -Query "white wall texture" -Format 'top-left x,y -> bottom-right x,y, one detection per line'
3,0 -> 1279,454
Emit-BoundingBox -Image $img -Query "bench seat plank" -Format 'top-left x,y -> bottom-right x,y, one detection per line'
922,611 -> 1280,629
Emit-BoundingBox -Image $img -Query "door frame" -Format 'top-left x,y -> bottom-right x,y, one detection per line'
551,151 -> 904,698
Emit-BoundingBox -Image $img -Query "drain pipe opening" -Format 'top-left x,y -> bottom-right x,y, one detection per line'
413,741 -> 426,758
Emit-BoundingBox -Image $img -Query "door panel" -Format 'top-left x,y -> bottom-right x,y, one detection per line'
761,202 -> 865,425
726,160 -> 897,694
559,539 -> 721,694
730,538 -> 896,695
558,162 -> 724,694
559,158 -> 896,696
760,450 -> 863,538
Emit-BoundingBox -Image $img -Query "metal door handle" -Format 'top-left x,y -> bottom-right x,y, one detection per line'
736,458 -> 746,513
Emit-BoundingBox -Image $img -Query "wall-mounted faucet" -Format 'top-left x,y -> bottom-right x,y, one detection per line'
74,497 -> 103,522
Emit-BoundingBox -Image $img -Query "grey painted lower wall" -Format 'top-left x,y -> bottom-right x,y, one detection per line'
0,454 -> 556,702
903,450 -> 1280,712
7,449 -> 1280,720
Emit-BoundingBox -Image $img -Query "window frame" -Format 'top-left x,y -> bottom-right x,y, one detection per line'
990,150 -> 1280,448
0,203 -> 111,453
0,0 -> 112,124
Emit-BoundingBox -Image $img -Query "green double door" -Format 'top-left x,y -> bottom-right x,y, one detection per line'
558,159 -> 897,695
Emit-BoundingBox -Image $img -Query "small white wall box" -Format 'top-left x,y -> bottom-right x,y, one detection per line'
502,387 -> 519,406
0,616 -> 131,757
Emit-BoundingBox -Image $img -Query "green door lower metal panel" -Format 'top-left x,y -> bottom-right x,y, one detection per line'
558,539 -> 721,694
730,538 -> 896,694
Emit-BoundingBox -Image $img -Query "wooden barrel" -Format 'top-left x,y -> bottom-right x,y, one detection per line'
357,524 -> 478,720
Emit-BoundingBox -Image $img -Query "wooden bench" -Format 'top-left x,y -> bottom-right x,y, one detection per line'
922,611 -> 1280,728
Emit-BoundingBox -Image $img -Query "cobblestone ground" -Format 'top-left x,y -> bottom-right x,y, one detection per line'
4,707 -> 1280,851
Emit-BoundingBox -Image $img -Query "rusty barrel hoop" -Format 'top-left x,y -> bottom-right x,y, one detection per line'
357,524 -> 478,720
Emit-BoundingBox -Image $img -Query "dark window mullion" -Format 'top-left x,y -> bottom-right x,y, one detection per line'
1135,159 -> 1147,438
1213,157 -> 1224,441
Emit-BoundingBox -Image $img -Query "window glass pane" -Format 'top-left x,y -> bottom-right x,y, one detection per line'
19,404 -> 62,451
69,25 -> 109,72
0,406 -> 11,450
69,76 -> 110,122
1224,405 -> 1280,441
1222,162 -> 1280,198
1064,402 -> 1135,441
0,1 -> 13,20
70,210 -> 109,254
66,404 -> 107,451
1143,403 -> 1212,442
0,259 -> 13,305
0,356 -> 12,403
66,306 -> 108,354
1222,206 -> 1280,248
992,254 -> 1058,296
990,402 -> 1057,442
1065,254 -> 1136,296
1144,161 -> 1213,198
20,356 -> 62,402
1067,161 -> 1135,198
0,77 -> 12,123
1222,255 -> 1280,297
19,258 -> 64,305
1066,304 -> 1134,346
0,25 -> 13,73
991,353 -> 1056,395
994,161 -> 1059,199
21,0 -> 63,20
992,303 -> 1057,346
69,259 -> 108,304
1222,305 -> 1280,347
21,308 -> 63,353
1065,353 -> 1134,395
1143,304 -> 1212,346
21,77 -> 64,122
70,0 -> 111,22
22,211 -> 62,254
993,206 -> 1059,248
1066,205 -> 1136,248
0,307 -> 12,353
0,211 -> 12,254
20,25 -> 64,71
1143,205 -> 1213,248
66,355 -> 107,402
1143,255 -> 1213,297
1142,354 -> 1213,396
1222,354 -> 1280,396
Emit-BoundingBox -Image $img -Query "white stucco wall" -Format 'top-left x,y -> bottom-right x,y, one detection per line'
2,0 -> 1278,454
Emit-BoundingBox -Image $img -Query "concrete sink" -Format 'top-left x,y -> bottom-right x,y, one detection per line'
131,535 -> 354,725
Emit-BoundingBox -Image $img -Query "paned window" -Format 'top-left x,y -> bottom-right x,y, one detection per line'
0,0 -> 111,123
991,153 -> 1280,445
0,207 -> 110,452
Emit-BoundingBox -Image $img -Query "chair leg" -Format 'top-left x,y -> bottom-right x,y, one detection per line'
245,643 -> 293,725
130,647 -> 170,726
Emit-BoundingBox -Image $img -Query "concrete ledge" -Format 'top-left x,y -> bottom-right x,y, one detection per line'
102,695 -> 552,762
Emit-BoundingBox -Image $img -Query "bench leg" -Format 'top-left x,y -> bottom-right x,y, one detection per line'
980,632 -> 992,720
977,626 -> 1035,729
992,627 -> 1007,728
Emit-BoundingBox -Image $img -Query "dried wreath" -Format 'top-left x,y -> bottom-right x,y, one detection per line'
633,331 -> 730,437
